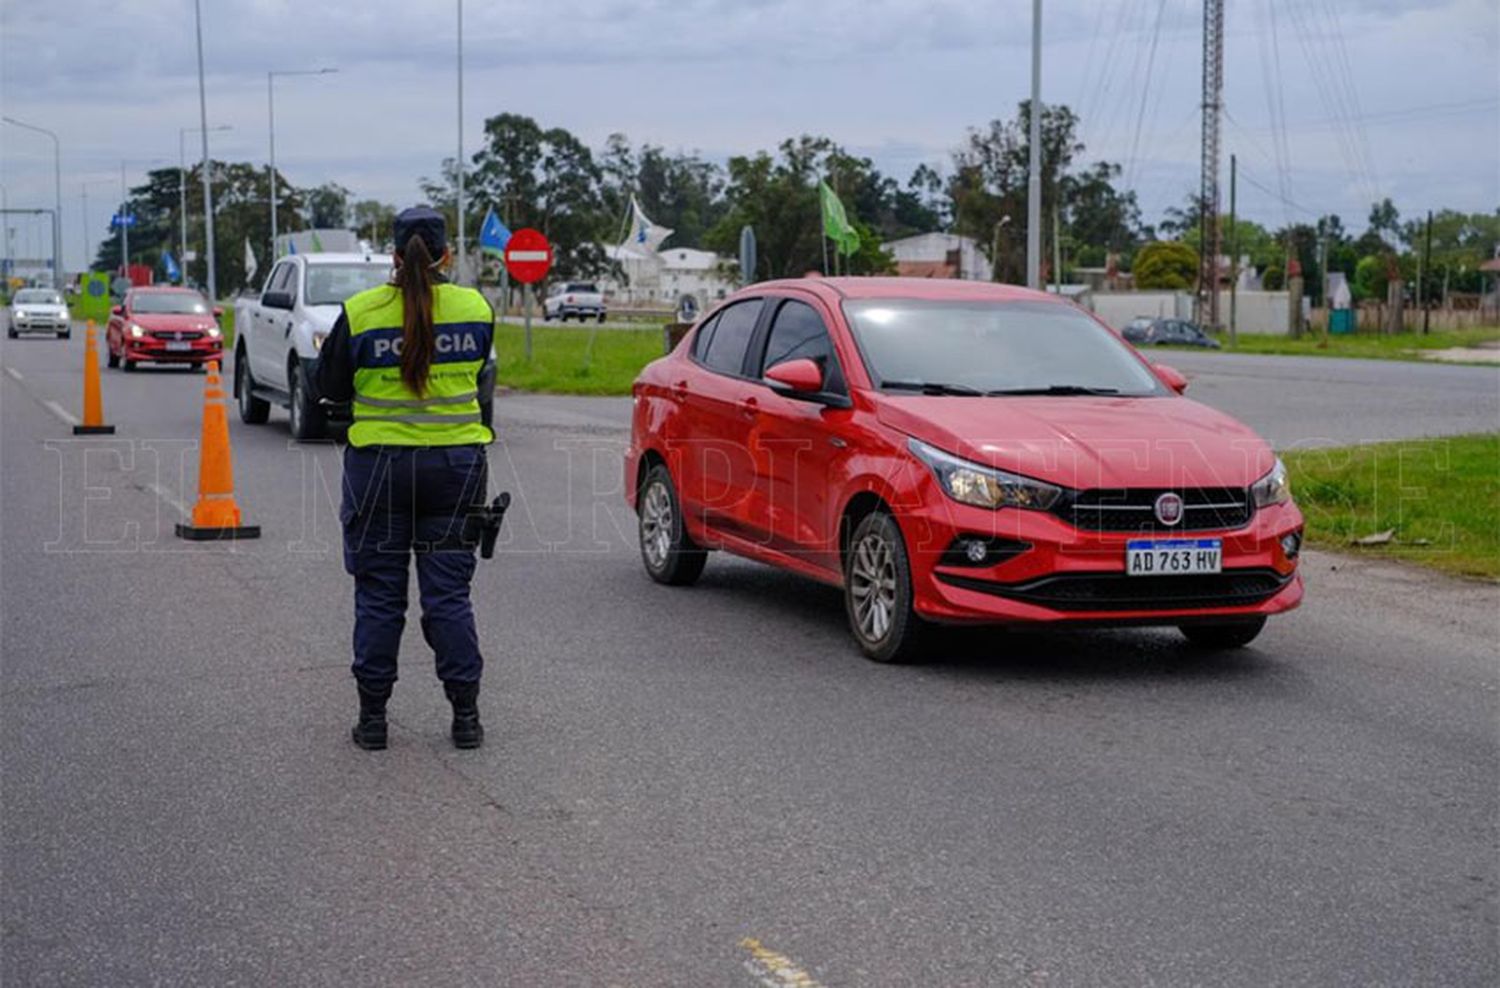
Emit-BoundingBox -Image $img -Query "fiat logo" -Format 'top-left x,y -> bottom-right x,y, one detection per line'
1154,492 -> 1184,526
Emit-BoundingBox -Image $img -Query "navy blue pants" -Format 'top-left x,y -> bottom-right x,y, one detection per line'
341,445 -> 488,687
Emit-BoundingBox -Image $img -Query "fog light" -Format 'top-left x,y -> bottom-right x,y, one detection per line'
1280,531 -> 1302,559
963,539 -> 988,563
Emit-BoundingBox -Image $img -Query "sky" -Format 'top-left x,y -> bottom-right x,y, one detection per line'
2,0 -> 1496,272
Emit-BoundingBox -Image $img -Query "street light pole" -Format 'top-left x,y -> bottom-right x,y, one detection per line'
120,160 -> 130,273
267,67 -> 337,262
2,116 -> 63,289
456,0 -> 467,284
193,0 -> 218,303
181,125 -> 231,284
1026,0 -> 1042,290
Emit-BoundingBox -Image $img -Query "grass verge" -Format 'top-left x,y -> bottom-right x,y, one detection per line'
1282,433 -> 1500,580
493,323 -> 663,396
1185,327 -> 1500,362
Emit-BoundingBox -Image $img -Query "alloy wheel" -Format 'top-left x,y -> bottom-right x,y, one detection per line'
850,531 -> 898,643
640,480 -> 673,571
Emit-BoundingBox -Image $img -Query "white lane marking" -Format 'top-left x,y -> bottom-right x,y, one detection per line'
4,366 -> 23,382
740,938 -> 825,988
505,250 -> 549,262
43,400 -> 80,426
145,482 -> 191,520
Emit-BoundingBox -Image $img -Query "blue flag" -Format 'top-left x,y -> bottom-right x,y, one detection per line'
162,250 -> 181,282
479,207 -> 511,255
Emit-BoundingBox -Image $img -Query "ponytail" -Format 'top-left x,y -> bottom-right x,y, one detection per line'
394,233 -> 438,395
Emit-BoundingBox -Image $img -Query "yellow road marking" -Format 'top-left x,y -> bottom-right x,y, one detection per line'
740,937 -> 826,988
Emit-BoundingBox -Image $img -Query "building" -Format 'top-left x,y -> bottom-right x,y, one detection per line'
880,232 -> 993,281
600,244 -> 736,306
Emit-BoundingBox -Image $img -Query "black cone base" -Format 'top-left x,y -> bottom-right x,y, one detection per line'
175,523 -> 262,541
72,424 -> 116,435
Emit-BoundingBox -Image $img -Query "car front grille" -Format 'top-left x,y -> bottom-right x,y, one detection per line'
938,569 -> 1291,612
1057,487 -> 1254,533
150,330 -> 205,341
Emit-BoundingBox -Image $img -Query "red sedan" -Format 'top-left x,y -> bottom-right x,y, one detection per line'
106,287 -> 224,371
625,278 -> 1303,662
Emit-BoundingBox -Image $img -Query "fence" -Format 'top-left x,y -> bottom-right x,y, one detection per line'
1087,290 -> 1293,335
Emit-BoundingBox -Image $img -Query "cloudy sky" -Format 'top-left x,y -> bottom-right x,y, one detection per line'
2,0 -> 1496,271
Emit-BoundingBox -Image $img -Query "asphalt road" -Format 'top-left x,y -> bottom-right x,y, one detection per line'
2,330 -> 1496,986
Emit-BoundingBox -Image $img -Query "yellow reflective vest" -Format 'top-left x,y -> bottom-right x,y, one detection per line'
343,282 -> 494,447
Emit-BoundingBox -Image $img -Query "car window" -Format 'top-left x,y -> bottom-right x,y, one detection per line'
699,299 -> 764,376
691,312 -> 721,360
304,264 -> 389,305
266,262 -> 294,296
759,299 -> 846,395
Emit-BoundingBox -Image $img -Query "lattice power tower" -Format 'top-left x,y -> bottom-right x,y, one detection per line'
1198,0 -> 1224,328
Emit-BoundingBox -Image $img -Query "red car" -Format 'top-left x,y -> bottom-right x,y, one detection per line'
625,278 -> 1303,662
106,287 -> 224,371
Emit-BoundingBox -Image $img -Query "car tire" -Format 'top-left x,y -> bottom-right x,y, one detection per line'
235,350 -> 271,424
57,330 -> 69,339
6,328 -> 16,339
1179,617 -> 1267,649
638,463 -> 706,586
597,312 -> 606,324
845,511 -> 927,663
287,363 -> 326,442
106,346 -> 120,369
121,354 -> 136,372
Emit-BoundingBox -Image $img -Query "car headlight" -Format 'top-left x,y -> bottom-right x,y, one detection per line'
207,326 -> 221,338
1251,457 -> 1291,507
908,437 -> 1062,510
311,331 -> 327,351
129,324 -> 145,338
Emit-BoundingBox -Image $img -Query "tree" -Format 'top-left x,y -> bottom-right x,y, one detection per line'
304,182 -> 350,229
1133,241 -> 1199,290
1062,161 -> 1143,262
350,200 -> 396,246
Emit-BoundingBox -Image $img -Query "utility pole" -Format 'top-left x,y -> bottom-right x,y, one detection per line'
456,0 -> 467,285
1052,199 -> 1062,293
1026,0 -> 1042,290
120,160 -> 130,274
1228,153 -> 1238,345
193,0 -> 218,302
1,117 -> 63,289
1197,0 -> 1225,330
1422,209 -> 1433,334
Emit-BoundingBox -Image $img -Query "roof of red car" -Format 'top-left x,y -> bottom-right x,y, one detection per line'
128,286 -> 201,294
752,276 -> 1059,304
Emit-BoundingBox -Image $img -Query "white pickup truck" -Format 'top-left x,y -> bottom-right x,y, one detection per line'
542,281 -> 607,322
233,252 -> 495,441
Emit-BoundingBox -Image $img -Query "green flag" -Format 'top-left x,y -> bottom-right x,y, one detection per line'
819,180 -> 860,256
310,230 -> 325,253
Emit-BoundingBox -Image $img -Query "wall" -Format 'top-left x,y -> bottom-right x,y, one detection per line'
1087,290 -> 1294,335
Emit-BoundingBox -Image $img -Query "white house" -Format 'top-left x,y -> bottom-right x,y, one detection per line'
600,244 -> 736,305
880,232 -> 993,281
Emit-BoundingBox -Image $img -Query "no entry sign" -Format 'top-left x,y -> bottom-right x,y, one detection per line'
503,228 -> 552,284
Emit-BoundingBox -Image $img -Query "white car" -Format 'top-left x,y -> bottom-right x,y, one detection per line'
7,288 -> 71,339
542,282 -> 606,323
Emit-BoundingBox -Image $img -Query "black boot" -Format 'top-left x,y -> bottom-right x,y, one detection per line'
444,681 -> 483,749
351,681 -> 392,750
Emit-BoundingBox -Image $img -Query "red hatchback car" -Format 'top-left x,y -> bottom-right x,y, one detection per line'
625,278 -> 1304,662
106,287 -> 224,371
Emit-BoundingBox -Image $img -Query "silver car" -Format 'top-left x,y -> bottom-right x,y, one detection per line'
7,288 -> 71,339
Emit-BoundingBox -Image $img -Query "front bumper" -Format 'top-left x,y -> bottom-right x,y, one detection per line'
124,338 -> 223,364
13,315 -> 69,332
902,493 -> 1304,626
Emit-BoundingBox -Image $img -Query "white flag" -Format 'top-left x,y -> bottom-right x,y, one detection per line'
626,195 -> 672,253
244,237 -> 258,284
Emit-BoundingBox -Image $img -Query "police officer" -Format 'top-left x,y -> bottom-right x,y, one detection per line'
315,206 -> 494,751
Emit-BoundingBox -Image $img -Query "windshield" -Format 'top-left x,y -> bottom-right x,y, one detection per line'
131,292 -> 209,314
843,299 -> 1165,396
304,263 -> 391,306
15,290 -> 63,306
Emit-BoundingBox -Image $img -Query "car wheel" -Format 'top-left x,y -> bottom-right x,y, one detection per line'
597,312 -> 606,324
106,345 -> 120,369
1179,617 -> 1267,649
121,354 -> 136,371
287,364 -> 326,441
57,329 -> 69,339
638,463 -> 706,586
236,352 -> 270,424
6,328 -> 15,339
845,512 -> 927,663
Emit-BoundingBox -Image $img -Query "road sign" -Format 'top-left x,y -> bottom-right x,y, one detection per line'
503,228 -> 552,285
110,214 -> 137,228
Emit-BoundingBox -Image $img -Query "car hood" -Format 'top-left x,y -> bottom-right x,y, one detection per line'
875,394 -> 1275,490
303,304 -> 341,329
130,312 -> 219,332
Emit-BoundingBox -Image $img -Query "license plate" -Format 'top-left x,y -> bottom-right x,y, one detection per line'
165,341 -> 192,352
1126,538 -> 1222,576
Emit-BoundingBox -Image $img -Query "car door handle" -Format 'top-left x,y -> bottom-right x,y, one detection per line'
739,396 -> 759,419
283,322 -> 292,337
670,380 -> 689,400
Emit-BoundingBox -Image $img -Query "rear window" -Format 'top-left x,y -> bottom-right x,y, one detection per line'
566,283 -> 597,294
698,299 -> 764,376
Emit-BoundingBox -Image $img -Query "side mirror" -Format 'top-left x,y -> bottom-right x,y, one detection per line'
1153,363 -> 1189,395
111,305 -> 124,316
212,306 -> 223,317
261,290 -> 293,311
764,358 -> 824,395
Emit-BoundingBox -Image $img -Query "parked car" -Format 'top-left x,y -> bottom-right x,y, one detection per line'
1122,317 -> 1222,348
543,282 -> 606,322
7,288 -> 70,338
234,252 -> 496,441
105,287 -> 222,370
625,278 -> 1302,662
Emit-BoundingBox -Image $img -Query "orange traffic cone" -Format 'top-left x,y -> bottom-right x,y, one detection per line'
175,361 -> 261,540
72,319 -> 116,435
